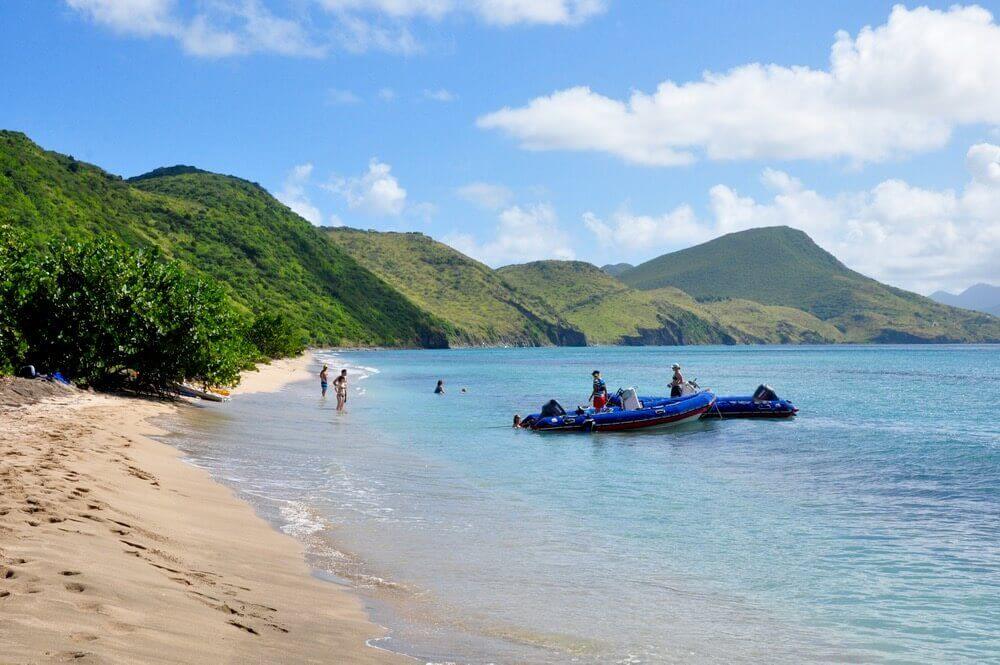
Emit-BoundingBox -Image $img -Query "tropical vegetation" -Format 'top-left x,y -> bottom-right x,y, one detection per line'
1,129 -> 996,379
0,226 -> 302,387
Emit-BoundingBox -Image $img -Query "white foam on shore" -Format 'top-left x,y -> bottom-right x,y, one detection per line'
279,500 -> 327,538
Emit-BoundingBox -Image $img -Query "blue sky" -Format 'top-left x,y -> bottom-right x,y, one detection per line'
2,1 -> 999,294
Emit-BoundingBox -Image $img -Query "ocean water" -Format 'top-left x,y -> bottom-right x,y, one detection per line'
161,346 -> 1000,664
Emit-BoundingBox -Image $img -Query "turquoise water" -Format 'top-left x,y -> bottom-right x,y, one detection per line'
163,346 -> 999,664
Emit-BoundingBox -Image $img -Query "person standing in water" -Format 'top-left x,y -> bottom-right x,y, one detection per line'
333,369 -> 348,411
669,363 -> 684,397
590,370 -> 608,411
319,365 -> 329,397
434,380 -> 445,394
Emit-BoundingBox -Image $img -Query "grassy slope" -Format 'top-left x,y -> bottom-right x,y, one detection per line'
499,261 -> 847,344
324,228 -> 584,346
620,226 -> 1000,342
0,131 -> 447,347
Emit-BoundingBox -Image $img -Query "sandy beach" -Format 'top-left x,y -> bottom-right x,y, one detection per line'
0,355 -> 407,665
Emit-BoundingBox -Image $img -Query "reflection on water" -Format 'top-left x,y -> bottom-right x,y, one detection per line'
161,346 -> 1000,664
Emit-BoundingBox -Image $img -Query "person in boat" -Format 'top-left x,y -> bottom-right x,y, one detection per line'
319,365 -> 329,397
434,380 -> 445,395
669,363 -> 684,398
590,370 -> 608,411
512,414 -> 522,428
333,369 -> 348,411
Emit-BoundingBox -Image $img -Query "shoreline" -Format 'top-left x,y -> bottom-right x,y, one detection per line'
0,355 -> 409,664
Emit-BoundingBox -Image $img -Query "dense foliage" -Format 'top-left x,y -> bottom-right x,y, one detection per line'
3,130 -> 995,349
243,311 -> 306,360
0,227 -> 302,387
0,131 -> 448,348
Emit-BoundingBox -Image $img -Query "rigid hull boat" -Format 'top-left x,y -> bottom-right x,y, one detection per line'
523,389 -> 715,432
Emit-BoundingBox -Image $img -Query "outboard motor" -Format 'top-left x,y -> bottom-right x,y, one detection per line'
619,387 -> 642,410
540,399 -> 566,418
679,380 -> 700,397
752,384 -> 779,401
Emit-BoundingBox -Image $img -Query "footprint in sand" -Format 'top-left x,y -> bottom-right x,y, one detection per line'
227,620 -> 259,635
60,571 -> 82,576
70,633 -> 99,643
54,650 -> 92,661
64,582 -> 86,593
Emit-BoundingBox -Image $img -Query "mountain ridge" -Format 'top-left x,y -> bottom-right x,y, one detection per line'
618,226 -> 998,343
0,130 -> 449,348
3,130 -> 996,347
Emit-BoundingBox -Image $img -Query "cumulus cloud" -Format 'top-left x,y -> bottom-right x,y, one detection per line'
276,163 -> 328,225
326,159 -> 408,216
479,5 -> 1000,166
446,203 -> 574,266
584,144 -> 1000,293
966,142 -> 1000,184
378,87 -> 397,102
455,181 -> 513,210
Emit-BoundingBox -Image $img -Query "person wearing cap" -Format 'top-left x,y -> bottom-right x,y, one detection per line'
669,363 -> 684,398
590,370 -> 609,411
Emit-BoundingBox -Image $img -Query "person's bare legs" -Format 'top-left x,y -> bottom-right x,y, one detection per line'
336,393 -> 345,411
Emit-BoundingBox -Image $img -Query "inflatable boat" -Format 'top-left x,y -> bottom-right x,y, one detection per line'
638,385 -> 797,419
522,388 -> 715,433
704,385 -> 797,418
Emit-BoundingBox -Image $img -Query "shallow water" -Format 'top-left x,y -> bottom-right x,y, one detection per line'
162,346 -> 1000,664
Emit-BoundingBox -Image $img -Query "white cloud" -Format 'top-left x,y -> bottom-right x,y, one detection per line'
326,88 -> 362,105
327,159 -> 408,216
67,0 -> 602,56
966,142 -> 1000,184
67,0 -> 325,57
479,5 -> 1000,166
318,0 -> 605,25
455,181 -> 513,210
584,145 -> 1000,293
335,14 -> 421,54
423,88 -> 456,102
446,203 -> 574,266
378,87 -> 397,102
276,163 -> 326,225
583,205 -> 705,252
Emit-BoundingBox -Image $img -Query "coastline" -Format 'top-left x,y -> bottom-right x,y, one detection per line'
0,355 -> 408,664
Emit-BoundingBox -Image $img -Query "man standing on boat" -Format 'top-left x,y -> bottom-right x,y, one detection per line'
670,363 -> 684,398
590,370 -> 608,411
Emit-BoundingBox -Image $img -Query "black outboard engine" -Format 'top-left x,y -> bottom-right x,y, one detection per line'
752,384 -> 778,401
540,399 -> 566,417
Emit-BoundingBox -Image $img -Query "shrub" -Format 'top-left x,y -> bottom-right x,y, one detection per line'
244,311 -> 306,360
0,226 -> 252,388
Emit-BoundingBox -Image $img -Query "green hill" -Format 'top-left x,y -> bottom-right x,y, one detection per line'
0,130 -> 447,348
324,228 -> 583,346
600,262 -> 633,277
620,226 -> 1000,343
496,260 -> 843,344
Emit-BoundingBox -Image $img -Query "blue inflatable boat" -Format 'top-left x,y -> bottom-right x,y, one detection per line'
522,388 -> 715,432
640,384 -> 797,419
706,385 -> 797,418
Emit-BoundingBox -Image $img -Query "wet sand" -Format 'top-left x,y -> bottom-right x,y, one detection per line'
0,356 -> 408,664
